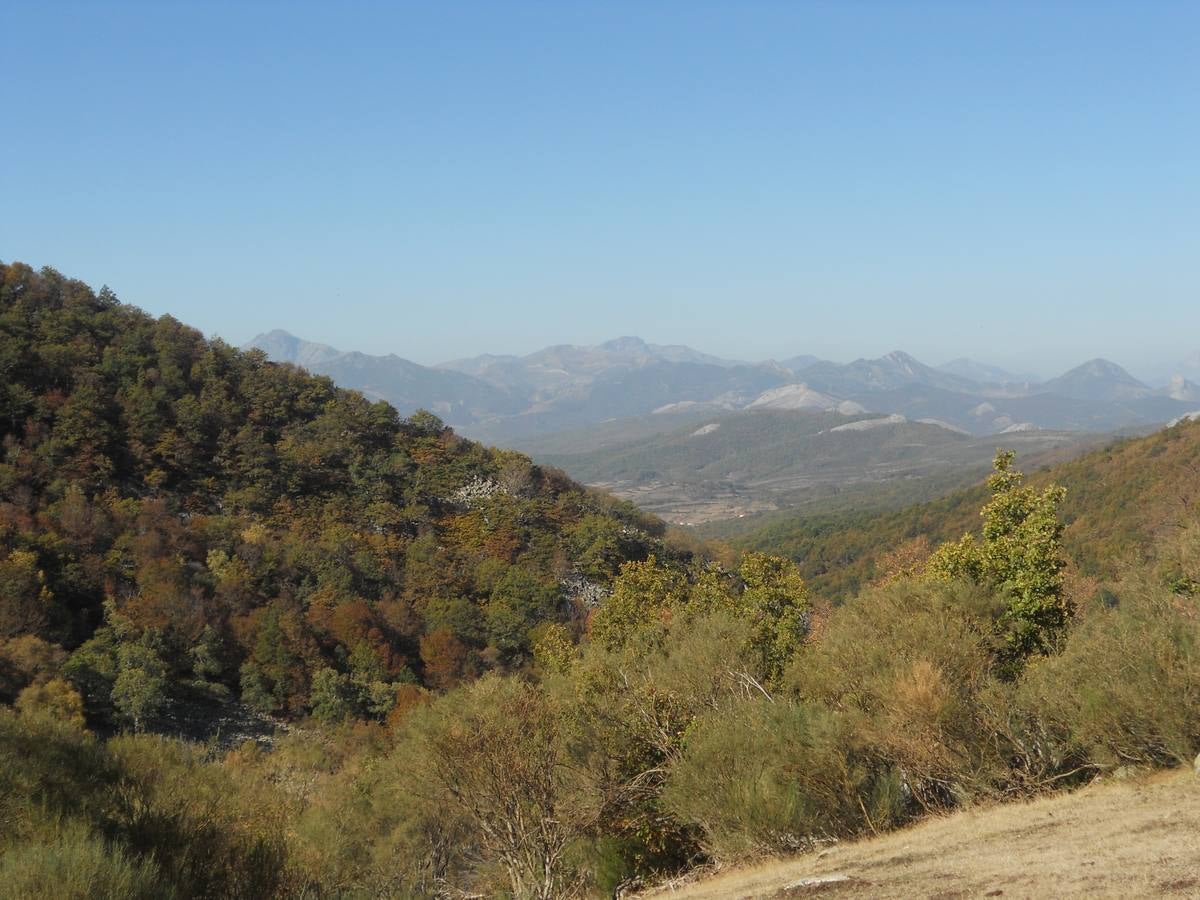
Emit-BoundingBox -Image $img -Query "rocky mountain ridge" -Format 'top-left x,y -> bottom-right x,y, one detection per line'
247,330 -> 1199,441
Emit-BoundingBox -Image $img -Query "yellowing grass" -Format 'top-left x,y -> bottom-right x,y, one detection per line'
639,769 -> 1200,899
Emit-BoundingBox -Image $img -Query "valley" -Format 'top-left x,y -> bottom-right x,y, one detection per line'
521,409 -> 1097,524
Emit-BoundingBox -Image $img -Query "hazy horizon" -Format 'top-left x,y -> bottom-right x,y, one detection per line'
248,324 -> 1200,388
4,2 -> 1197,379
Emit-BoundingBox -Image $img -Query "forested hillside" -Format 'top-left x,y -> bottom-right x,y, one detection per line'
0,261 -> 665,727
710,417 -> 1200,599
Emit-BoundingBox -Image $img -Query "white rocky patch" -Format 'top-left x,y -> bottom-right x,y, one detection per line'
746,383 -> 835,410
690,423 -> 721,437
829,413 -> 907,433
560,573 -> 611,608
449,476 -> 505,508
653,400 -> 703,414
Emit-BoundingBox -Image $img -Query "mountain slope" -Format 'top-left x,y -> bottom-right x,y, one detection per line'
1164,374 -> 1200,402
800,350 -> 983,395
710,416 -> 1200,599
440,335 -> 743,389
465,360 -> 792,444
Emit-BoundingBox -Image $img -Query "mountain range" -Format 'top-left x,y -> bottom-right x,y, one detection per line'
248,330 -> 1200,443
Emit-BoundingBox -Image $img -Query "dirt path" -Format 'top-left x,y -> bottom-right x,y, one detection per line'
638,769 -> 1200,899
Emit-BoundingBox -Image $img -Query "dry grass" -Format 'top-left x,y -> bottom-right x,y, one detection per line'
637,768 -> 1200,899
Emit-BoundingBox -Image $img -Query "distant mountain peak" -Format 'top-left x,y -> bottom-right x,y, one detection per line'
600,336 -> 650,353
1076,358 -> 1131,375
245,330 -> 342,369
882,350 -> 924,375
1041,358 -> 1152,403
1060,358 -> 1144,382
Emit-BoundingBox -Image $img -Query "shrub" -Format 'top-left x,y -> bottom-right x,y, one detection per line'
1015,573 -> 1200,769
107,735 -> 290,899
556,611 -> 762,881
663,698 -> 886,862
388,675 -> 583,898
0,709 -> 122,850
790,579 -> 1010,807
16,677 -> 86,730
0,824 -> 162,900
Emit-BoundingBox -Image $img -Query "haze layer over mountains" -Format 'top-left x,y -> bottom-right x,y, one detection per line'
249,330 -> 1200,443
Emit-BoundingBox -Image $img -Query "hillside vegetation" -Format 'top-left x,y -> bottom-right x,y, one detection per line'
708,418 -> 1200,599
2,262 -> 1200,899
0,261 -> 667,727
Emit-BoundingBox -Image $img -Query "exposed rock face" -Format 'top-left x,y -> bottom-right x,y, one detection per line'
560,573 -> 610,608
1165,375 -> 1200,402
450,476 -> 505,508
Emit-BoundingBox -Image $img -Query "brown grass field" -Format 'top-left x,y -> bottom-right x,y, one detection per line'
638,768 -> 1200,899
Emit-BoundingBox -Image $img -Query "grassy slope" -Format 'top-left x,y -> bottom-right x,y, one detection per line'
706,418 -> 1200,601
638,768 -> 1200,899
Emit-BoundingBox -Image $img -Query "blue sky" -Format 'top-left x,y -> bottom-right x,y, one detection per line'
2,2 -> 1197,379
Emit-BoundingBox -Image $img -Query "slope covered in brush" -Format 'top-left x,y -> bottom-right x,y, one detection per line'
711,416 -> 1200,599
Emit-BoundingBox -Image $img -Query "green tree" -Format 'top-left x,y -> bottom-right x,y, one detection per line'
62,627 -> 119,715
310,667 -> 356,724
112,635 -> 169,731
927,450 -> 1069,664
188,624 -> 229,685
588,555 -> 689,651
485,567 -> 559,655
735,552 -> 810,682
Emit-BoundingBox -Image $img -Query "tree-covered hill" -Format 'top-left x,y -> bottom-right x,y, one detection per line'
0,261 -> 666,726
710,415 -> 1200,599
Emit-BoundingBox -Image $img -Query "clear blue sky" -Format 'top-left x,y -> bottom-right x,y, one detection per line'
3,2 -> 1197,379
